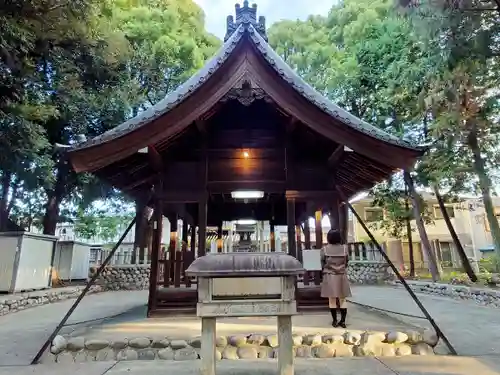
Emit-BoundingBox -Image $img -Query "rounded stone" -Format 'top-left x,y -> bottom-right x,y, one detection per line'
110,339 -> 129,350
189,337 -> 202,349
332,343 -> 354,357
423,329 -> 439,347
303,334 -> 322,346
137,349 -> 156,360
355,343 -> 381,357
247,334 -> 266,345
265,334 -> 279,348
386,331 -> 408,344
66,337 -> 85,352
312,344 -> 335,358
174,346 -> 198,361
394,343 -> 412,356
216,336 -> 228,348
151,339 -> 170,349
85,339 -> 109,351
229,335 -> 248,347
322,334 -> 344,344
258,346 -> 274,359
55,352 -> 74,364
380,343 -> 396,357
295,345 -> 313,358
128,337 -> 151,349
117,349 -> 139,361
216,348 -> 223,361
50,345 -> 65,355
237,346 -> 258,359
412,343 -> 435,355
96,348 -> 114,361
52,335 -> 67,350
222,346 -> 239,360
292,334 -> 303,346
343,332 -> 361,345
405,330 -> 423,344
170,339 -> 188,350
158,348 -> 174,360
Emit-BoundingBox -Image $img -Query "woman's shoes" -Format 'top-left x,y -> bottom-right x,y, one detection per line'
338,322 -> 347,328
338,308 -> 347,328
329,308 -> 338,327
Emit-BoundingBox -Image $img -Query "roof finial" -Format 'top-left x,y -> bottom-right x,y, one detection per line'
224,2 -> 267,42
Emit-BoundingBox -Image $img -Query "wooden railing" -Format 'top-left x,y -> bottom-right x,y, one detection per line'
157,244 -> 195,288
154,241 -> 385,289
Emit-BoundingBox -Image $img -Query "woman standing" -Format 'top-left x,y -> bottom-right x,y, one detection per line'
320,229 -> 351,328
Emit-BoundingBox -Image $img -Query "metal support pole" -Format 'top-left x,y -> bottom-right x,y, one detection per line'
31,215 -> 139,364
337,189 -> 457,355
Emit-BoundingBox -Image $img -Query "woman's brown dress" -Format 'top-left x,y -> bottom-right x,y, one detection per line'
320,244 -> 352,299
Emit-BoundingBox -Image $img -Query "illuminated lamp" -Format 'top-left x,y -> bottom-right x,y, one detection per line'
231,190 -> 264,199
236,219 -> 257,225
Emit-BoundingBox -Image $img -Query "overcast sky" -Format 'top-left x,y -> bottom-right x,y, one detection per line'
193,0 -> 336,38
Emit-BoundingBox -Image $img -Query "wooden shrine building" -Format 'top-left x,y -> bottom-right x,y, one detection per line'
67,2 -> 424,315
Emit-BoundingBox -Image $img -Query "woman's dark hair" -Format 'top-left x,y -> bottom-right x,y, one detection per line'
326,229 -> 342,245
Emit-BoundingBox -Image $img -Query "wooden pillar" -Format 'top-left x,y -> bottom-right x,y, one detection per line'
314,210 -> 323,249
190,225 -> 196,254
295,223 -> 303,263
147,191 -> 163,316
182,219 -> 188,251
287,198 -> 297,258
198,194 -> 207,258
227,222 -> 233,253
166,214 -> 178,286
270,221 -> 276,252
303,218 -> 311,249
217,222 -> 223,253
339,203 -> 348,244
328,196 -> 340,230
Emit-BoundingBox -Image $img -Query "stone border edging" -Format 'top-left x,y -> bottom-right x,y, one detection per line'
0,285 -> 103,316
47,330 -> 439,363
389,280 -> 500,308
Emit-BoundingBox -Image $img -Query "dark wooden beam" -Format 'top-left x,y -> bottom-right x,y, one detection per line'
287,198 -> 297,258
207,180 -> 286,193
328,145 -> 344,166
270,221 -> 276,252
285,190 -> 336,201
147,145 -> 164,173
156,191 -> 205,203
314,210 -> 323,249
147,181 -> 163,316
303,219 -> 311,249
198,193 -> 208,258
195,119 -> 206,134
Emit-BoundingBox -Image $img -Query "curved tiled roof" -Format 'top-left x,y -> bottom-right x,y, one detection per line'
70,22 -> 423,153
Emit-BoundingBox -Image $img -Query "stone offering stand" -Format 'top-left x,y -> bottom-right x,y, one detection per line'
47,329 -> 439,364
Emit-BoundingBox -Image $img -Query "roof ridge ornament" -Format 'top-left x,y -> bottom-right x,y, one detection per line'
225,1 -> 267,42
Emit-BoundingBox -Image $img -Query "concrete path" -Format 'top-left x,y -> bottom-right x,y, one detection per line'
0,291 -> 148,366
2,356 -> 500,375
350,285 -> 500,356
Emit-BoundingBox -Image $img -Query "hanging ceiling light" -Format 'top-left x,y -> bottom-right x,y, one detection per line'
231,190 -> 264,199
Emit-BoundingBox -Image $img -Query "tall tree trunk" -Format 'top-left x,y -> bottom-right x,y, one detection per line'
467,129 -> 500,257
6,177 -> 20,216
433,185 -> 477,281
403,170 -> 441,281
404,182 -> 415,277
132,202 -> 153,264
0,171 -> 12,231
42,172 -> 66,235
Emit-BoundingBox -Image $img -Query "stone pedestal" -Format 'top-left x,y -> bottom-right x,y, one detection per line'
186,252 -> 304,375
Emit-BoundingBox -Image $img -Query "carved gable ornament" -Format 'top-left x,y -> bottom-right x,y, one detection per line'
221,78 -> 273,106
